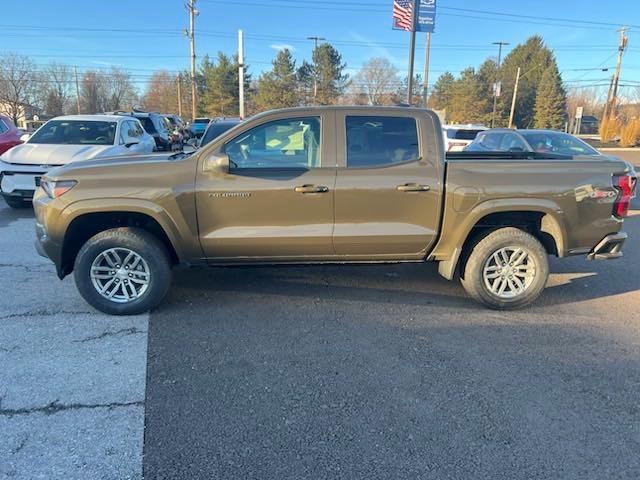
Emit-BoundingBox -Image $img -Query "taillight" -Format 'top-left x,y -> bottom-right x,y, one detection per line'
613,175 -> 637,218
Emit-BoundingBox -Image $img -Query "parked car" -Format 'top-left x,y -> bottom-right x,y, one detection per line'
0,115 -> 23,155
0,114 -> 154,208
115,112 -> 174,151
33,106 -> 636,314
199,118 -> 242,148
190,117 -> 210,138
465,129 -> 602,156
443,124 -> 488,151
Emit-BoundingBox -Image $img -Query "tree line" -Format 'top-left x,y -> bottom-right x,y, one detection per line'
2,36 -> 635,133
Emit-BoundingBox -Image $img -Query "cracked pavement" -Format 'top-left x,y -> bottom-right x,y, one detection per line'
0,202 -> 147,480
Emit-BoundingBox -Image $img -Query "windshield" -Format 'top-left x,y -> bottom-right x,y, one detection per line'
28,120 -> 116,145
200,122 -> 239,147
520,131 -> 599,156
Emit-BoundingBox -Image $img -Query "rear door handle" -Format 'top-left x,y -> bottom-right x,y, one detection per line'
294,184 -> 329,194
397,183 -> 430,192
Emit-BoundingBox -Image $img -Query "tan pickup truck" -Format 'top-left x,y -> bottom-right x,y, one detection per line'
33,106 -> 636,315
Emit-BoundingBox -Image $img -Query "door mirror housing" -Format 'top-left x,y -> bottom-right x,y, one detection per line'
203,152 -> 229,173
20,133 -> 31,143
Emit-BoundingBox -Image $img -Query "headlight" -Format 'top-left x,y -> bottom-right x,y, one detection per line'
41,179 -> 77,198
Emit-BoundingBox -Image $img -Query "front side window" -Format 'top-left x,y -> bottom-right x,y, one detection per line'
225,117 -> 321,169
0,120 -> 8,134
346,116 -> 419,168
28,120 -> 116,145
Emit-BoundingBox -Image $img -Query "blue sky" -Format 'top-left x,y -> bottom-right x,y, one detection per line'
2,0 -> 639,96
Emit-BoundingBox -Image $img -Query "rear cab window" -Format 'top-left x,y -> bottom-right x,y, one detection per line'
345,116 -> 419,168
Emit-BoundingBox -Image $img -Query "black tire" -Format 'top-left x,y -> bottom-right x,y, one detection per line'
3,196 -> 30,209
460,227 -> 549,310
73,228 -> 172,315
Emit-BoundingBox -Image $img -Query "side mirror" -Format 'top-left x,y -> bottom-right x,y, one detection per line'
202,152 -> 229,174
20,133 -> 31,143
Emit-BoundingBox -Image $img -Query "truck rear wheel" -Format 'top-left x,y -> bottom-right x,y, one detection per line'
461,227 -> 549,309
73,228 -> 172,315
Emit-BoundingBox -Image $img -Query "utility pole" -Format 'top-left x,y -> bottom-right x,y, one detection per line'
422,32 -> 431,108
508,67 -> 521,129
74,66 -> 81,114
490,41 -> 509,127
307,36 -> 325,103
238,30 -> 245,119
177,74 -> 183,117
603,27 -> 629,120
186,0 -> 198,122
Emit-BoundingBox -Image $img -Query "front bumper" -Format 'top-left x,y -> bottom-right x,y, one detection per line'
33,192 -> 65,278
0,161 -> 51,198
587,232 -> 627,260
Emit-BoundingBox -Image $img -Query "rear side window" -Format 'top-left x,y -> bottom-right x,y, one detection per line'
0,120 -> 7,134
346,116 -> 419,168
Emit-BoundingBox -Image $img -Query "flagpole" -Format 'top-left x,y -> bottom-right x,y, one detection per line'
406,0 -> 418,105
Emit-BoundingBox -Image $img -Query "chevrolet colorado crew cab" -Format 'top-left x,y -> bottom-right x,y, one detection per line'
33,107 -> 637,315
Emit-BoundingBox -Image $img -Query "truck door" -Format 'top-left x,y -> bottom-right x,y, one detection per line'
333,110 -> 443,258
196,112 -> 337,260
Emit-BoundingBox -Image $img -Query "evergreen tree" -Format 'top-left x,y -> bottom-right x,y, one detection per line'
497,36 -> 554,128
429,72 -> 455,110
199,52 -> 251,117
476,59 -> 499,125
534,65 -> 567,129
254,49 -> 299,111
298,43 -> 348,105
447,68 -> 490,124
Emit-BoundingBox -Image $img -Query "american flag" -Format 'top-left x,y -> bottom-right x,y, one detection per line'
393,0 -> 415,31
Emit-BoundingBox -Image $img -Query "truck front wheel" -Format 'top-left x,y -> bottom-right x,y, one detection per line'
73,228 -> 172,315
461,227 -> 549,309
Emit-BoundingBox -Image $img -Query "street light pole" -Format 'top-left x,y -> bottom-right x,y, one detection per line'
490,41 -> 509,128
307,36 -> 325,104
508,67 -> 521,129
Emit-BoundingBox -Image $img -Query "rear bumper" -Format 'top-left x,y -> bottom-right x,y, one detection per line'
587,232 -> 627,260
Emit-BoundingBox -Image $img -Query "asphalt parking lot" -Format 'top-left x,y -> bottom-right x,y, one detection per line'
1,193 -> 639,479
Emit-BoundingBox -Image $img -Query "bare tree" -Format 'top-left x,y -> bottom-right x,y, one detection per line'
565,87 -> 604,123
351,58 -> 400,105
142,70 -> 179,113
104,67 -> 138,111
41,63 -> 73,116
0,54 -> 39,124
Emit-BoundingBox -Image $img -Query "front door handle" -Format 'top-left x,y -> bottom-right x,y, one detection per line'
397,183 -> 430,192
294,184 -> 329,194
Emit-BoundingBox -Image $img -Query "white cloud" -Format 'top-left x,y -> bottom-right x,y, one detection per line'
270,43 -> 296,52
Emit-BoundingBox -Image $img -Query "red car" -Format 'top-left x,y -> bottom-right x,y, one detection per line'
0,115 -> 22,155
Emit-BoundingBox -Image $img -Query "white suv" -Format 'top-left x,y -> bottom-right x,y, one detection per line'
0,114 -> 154,208
443,124 -> 488,152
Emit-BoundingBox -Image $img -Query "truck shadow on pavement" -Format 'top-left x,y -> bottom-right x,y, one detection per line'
144,284 -> 640,479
